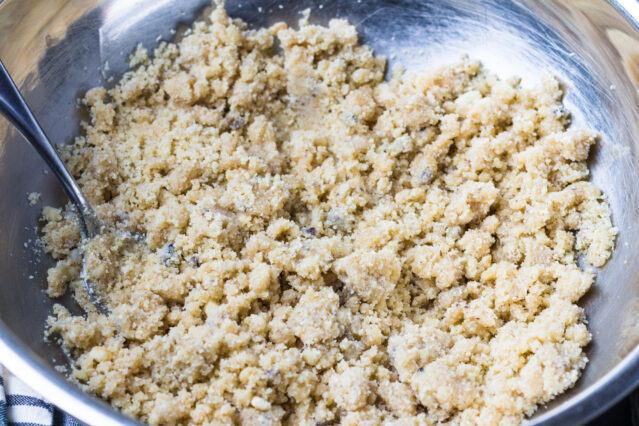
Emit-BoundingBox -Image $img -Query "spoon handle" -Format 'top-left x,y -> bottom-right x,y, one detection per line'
0,59 -> 95,231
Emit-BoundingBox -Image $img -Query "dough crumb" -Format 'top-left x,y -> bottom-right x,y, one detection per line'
27,192 -> 40,206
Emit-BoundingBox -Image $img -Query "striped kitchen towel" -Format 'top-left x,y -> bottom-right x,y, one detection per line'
0,367 -> 82,426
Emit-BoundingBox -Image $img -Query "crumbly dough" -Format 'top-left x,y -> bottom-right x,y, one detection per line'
42,6 -> 616,425
27,191 -> 41,206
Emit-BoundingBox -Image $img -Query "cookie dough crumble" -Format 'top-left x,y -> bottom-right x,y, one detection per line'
27,191 -> 41,206
42,7 -> 616,425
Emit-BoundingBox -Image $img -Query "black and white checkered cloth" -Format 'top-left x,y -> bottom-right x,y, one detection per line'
0,367 -> 82,426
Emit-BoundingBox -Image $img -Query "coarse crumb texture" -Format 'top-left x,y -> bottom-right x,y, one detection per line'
28,191 -> 41,206
42,7 -> 617,426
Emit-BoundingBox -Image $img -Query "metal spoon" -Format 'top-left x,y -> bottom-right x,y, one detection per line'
0,59 -> 109,314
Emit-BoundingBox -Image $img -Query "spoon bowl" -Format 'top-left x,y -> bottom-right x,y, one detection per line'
1,59 -> 114,314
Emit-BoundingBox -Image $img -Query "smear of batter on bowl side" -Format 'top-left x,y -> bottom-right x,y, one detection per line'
41,5 -> 616,425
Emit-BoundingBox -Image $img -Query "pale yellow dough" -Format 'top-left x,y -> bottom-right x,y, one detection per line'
42,6 -> 616,426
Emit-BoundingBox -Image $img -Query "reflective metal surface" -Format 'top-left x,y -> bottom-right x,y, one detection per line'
1,0 -> 639,424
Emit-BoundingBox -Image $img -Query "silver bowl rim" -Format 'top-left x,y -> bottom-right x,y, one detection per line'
2,1 -> 639,424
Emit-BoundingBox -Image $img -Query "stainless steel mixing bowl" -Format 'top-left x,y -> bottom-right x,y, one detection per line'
1,0 -> 639,424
